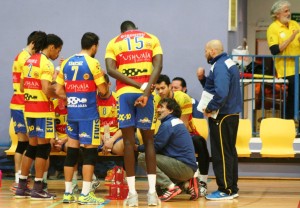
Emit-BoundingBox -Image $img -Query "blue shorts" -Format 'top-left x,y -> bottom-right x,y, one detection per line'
26,117 -> 55,139
118,93 -> 154,129
67,119 -> 101,145
11,109 -> 27,134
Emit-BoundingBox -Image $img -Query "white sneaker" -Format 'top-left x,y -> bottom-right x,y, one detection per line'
123,192 -> 138,207
147,192 -> 161,206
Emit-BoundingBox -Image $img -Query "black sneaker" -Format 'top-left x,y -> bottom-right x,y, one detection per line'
15,179 -> 31,199
31,181 -> 55,200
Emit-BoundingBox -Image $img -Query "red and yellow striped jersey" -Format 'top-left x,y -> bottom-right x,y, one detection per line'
97,91 -> 118,136
10,49 -> 31,110
22,53 -> 55,118
105,30 -> 163,95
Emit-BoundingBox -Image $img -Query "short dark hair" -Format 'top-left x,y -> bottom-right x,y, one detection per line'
156,74 -> 171,85
172,77 -> 187,88
120,20 -> 137,33
44,34 -> 63,50
159,98 -> 182,118
81,32 -> 99,50
172,77 -> 187,93
29,31 -> 47,52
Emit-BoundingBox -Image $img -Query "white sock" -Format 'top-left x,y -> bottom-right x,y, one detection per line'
43,171 -> 48,183
72,171 -> 78,185
168,183 -> 175,190
81,181 -> 91,195
19,175 -> 28,180
199,175 -> 208,183
147,174 -> 156,194
34,178 -> 43,182
15,172 -> 19,183
65,181 -> 73,193
127,176 -> 137,194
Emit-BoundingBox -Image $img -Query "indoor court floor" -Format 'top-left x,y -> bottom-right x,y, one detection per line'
0,178 -> 299,208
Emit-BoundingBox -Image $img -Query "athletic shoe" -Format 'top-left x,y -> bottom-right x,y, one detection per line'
42,181 -> 48,192
198,180 -> 207,197
155,185 -> 165,197
31,181 -> 55,200
187,178 -> 199,200
15,179 -> 31,199
160,186 -> 182,202
231,193 -> 239,198
31,189 -> 55,200
147,192 -> 161,206
63,192 -> 77,203
105,168 -> 115,182
205,190 -> 234,200
90,178 -> 101,192
78,192 -> 105,205
123,192 -> 138,207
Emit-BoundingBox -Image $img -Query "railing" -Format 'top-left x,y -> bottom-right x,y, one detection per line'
230,54 -> 300,136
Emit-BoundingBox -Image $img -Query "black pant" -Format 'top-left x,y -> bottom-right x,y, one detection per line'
191,135 -> 209,175
209,114 -> 239,195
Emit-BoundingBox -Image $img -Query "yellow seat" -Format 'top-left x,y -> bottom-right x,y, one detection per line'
236,119 -> 252,157
5,118 -> 18,156
192,118 -> 209,139
260,118 -> 296,158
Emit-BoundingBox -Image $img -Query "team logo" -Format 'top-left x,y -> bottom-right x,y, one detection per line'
139,117 -> 151,124
68,97 -> 87,105
17,123 -> 25,128
33,71 -> 39,78
79,132 -> 91,138
36,126 -> 44,132
145,42 -> 152,49
83,73 -> 90,80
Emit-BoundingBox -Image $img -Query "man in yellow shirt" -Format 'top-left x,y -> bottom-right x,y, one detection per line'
267,0 -> 300,121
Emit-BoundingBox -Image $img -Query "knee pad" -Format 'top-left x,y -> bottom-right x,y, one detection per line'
24,144 -> 37,160
64,147 -> 79,167
36,143 -> 51,159
16,141 -> 29,154
82,148 -> 98,166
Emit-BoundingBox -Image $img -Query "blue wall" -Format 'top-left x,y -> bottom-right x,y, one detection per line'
0,0 -> 231,146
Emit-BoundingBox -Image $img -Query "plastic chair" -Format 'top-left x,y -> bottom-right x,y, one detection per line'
260,118 -> 296,157
236,119 -> 252,157
192,118 -> 209,139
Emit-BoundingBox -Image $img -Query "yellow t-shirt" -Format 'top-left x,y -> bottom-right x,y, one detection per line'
154,91 -> 197,133
22,53 -> 55,118
267,20 -> 300,77
105,30 -> 163,96
10,49 -> 31,110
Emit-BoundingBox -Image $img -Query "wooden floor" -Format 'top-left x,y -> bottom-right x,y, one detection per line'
0,178 -> 299,208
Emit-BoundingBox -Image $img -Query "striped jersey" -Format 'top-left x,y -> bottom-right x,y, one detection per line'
22,53 -> 55,118
97,91 -> 118,136
10,49 -> 31,110
105,30 -> 163,95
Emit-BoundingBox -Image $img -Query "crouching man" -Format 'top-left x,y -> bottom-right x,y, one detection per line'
137,98 -> 198,202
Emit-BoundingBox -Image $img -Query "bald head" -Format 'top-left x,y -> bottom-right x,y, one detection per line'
206,40 -> 223,55
205,39 -> 224,63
